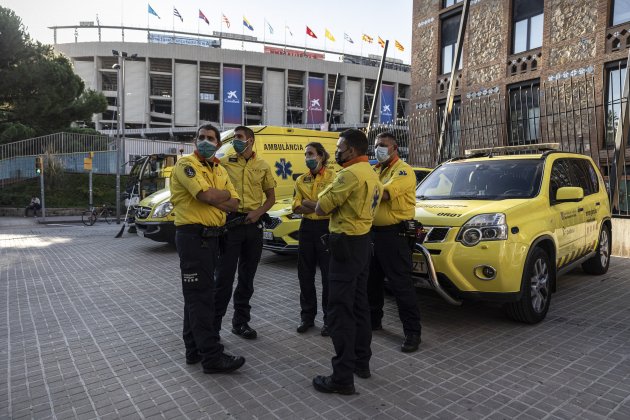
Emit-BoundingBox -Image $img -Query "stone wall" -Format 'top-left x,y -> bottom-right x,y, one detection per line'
549,0 -> 598,44
549,38 -> 596,67
467,0 -> 504,68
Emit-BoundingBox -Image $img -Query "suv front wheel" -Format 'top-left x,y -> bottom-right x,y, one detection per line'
506,247 -> 552,324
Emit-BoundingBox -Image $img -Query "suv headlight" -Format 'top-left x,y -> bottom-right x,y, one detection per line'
152,201 -> 173,218
456,213 -> 507,246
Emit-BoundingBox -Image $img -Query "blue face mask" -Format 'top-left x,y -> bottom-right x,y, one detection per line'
233,139 -> 247,154
305,158 -> 319,170
197,140 -> 217,159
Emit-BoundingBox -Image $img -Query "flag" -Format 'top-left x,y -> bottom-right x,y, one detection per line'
199,9 -> 209,25
325,29 -> 336,42
362,34 -> 373,43
173,7 -> 183,22
266,20 -> 274,34
243,16 -> 254,31
378,36 -> 385,48
286,25 -> 293,36
148,4 -> 160,19
344,33 -> 354,44
306,26 -> 317,38
395,40 -> 404,51
222,14 -> 230,28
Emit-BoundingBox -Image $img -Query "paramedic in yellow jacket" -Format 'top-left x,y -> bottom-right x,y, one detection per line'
292,142 -> 336,336
368,132 -> 422,353
312,129 -> 383,395
170,123 -> 245,374
214,126 -> 277,340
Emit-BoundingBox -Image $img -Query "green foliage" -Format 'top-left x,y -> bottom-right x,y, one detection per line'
0,173 -> 128,208
0,6 -> 107,143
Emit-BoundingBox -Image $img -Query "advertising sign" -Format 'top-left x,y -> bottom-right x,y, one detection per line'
307,77 -> 325,124
380,84 -> 395,124
223,67 -> 243,124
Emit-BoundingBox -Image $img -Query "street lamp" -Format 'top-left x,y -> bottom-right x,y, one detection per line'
112,49 -> 137,224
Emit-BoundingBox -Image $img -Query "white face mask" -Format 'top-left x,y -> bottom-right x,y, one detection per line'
375,146 -> 390,163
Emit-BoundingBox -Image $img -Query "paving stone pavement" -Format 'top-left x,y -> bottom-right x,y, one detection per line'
1,219 -> 630,419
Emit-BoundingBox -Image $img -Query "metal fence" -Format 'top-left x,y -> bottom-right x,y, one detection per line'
0,133 -> 195,187
405,74 -> 629,216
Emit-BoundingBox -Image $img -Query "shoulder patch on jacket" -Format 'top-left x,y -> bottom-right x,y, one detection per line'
184,166 -> 196,178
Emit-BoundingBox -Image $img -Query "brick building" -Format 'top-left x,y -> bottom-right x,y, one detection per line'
409,0 -> 630,210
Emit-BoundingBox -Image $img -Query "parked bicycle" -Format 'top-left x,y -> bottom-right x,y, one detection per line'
82,204 -> 113,226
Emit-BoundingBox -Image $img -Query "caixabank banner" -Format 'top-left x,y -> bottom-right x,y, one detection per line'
307,77 -> 325,124
380,84 -> 394,124
223,67 -> 243,124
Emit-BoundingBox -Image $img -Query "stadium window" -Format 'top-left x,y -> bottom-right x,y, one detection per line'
605,61 -> 626,147
507,81 -> 540,145
441,12 -> 463,74
443,0 -> 463,7
612,0 -> 630,26
512,0 -> 544,54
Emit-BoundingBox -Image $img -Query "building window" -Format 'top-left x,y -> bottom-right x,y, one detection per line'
438,99 -> 461,160
507,81 -> 540,145
441,13 -> 463,74
512,0 -> 544,54
612,0 -> 630,26
443,0 -> 463,7
605,61 -> 626,147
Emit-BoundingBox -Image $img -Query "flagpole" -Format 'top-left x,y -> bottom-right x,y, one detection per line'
263,19 -> 266,44
172,9 -> 175,36
284,21 -> 287,51
197,16 -> 200,40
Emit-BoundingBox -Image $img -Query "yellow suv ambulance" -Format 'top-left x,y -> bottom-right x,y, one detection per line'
412,144 -> 612,324
134,126 -> 339,243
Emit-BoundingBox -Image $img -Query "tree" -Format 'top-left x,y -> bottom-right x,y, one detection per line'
0,6 -> 107,143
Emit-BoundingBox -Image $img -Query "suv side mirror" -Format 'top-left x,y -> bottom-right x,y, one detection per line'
556,186 -> 584,203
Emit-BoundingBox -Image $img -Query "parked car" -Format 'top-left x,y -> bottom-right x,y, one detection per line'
412,144 -> 612,324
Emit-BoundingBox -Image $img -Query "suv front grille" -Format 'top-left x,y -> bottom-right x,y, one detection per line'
264,217 -> 282,230
425,227 -> 450,242
136,206 -> 152,220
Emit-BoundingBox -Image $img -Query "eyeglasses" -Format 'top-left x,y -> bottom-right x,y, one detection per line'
197,135 -> 216,141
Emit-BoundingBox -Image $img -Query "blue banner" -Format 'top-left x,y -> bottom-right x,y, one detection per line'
307,77 -> 325,124
380,84 -> 395,124
223,67 -> 243,125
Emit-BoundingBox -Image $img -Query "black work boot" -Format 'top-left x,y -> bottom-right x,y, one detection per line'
401,334 -> 421,353
202,353 -> 246,374
312,375 -> 355,395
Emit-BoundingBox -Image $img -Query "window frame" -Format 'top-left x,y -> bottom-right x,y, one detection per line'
507,80 -> 541,145
511,0 -> 544,54
611,0 -> 630,26
440,10 -> 463,75
604,60 -> 627,147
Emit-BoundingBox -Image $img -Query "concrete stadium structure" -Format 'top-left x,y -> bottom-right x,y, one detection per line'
53,26 -> 412,139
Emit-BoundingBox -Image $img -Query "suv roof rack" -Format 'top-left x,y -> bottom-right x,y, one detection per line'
464,143 -> 560,157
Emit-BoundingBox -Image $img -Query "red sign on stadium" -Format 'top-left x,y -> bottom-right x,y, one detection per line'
264,46 -> 324,60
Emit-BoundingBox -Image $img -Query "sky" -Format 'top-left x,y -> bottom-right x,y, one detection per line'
2,0 -> 413,63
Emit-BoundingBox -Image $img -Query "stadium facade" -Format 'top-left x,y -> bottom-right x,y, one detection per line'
53,26 -> 411,139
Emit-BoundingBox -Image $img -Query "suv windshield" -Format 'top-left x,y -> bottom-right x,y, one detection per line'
416,159 -> 544,200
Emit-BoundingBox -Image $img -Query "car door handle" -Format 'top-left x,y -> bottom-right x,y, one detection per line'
578,207 -> 584,212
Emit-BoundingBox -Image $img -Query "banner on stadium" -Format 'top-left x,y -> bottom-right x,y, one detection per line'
380,84 -> 395,124
148,33 -> 220,48
307,77 -> 325,124
223,67 -> 243,125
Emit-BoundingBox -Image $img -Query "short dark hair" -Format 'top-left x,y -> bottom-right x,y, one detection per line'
305,142 -> 330,166
197,124 -> 221,145
340,129 -> 368,156
234,125 -> 255,141
376,131 -> 398,146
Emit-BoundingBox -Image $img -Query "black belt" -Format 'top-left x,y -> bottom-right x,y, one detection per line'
177,224 -> 225,237
301,218 -> 329,225
371,222 -> 404,232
